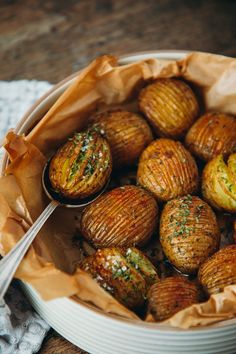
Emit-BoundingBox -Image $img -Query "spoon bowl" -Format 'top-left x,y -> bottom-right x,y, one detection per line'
0,155 -> 110,301
42,158 -> 110,207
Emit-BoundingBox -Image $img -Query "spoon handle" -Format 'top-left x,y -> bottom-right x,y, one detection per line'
0,200 -> 58,301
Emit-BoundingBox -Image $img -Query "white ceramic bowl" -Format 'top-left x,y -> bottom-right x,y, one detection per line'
2,51 -> 236,354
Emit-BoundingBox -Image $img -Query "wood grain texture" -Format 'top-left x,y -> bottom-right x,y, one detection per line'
1,0 -> 236,83
2,0 -> 236,352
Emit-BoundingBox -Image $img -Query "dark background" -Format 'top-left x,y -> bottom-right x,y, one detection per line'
1,0 -> 236,83
1,0 -> 236,353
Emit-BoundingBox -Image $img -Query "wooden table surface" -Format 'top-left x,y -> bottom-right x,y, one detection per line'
1,0 -> 236,353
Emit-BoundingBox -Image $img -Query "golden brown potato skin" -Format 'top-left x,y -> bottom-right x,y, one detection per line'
139,78 -> 199,139
160,195 -> 220,274
82,247 -> 158,309
92,110 -> 153,168
185,112 -> 236,161
148,276 -> 199,321
198,245 -> 236,295
49,129 -> 112,199
81,185 -> 158,248
137,139 -> 198,202
202,153 -> 236,213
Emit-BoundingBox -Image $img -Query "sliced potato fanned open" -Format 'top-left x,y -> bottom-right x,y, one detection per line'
202,153 -> 236,212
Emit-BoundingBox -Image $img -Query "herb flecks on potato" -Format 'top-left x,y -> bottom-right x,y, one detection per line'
137,139 -> 198,202
139,78 -> 199,139
202,153 -> 236,212
160,195 -> 220,274
82,247 -> 158,309
185,112 -> 236,161
91,110 -> 153,168
49,129 -> 112,199
198,245 -> 236,295
148,276 -> 199,321
81,185 -> 158,248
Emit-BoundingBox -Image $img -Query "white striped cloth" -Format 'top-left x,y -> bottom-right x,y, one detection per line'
0,80 -> 52,354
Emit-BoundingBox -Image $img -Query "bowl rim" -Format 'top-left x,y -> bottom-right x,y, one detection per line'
1,49 -> 189,172
2,49 -> 236,333
69,292 -> 236,333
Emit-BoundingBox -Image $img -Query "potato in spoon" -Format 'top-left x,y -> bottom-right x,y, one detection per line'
49,129 -> 112,199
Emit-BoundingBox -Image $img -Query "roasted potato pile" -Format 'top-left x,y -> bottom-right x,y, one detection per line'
53,77 -> 236,321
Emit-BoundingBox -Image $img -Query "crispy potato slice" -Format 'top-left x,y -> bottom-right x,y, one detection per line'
139,78 -> 199,139
185,112 -> 236,161
82,247 -> 158,309
160,195 -> 220,274
137,139 -> 198,202
148,276 -> 199,321
81,185 -> 158,248
92,110 -> 153,168
49,129 -> 112,199
202,153 -> 236,212
198,245 -> 236,295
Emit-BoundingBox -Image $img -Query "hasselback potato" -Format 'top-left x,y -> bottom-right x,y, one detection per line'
160,195 -> 220,274
137,139 -> 198,202
148,276 -> 199,321
81,185 -> 158,248
49,129 -> 112,199
198,245 -> 236,295
139,78 -> 199,139
91,110 -> 153,168
185,112 -> 236,161
202,153 -> 236,213
82,247 -> 158,309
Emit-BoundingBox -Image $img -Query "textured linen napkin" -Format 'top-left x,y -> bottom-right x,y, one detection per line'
0,80 -> 52,354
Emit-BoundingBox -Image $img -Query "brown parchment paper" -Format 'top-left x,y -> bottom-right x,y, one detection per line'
1,52 -> 236,328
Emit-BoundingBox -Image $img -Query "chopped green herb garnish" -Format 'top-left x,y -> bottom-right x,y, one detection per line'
169,195 -> 197,239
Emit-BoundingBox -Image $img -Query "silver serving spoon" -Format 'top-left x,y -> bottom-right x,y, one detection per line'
0,159 -> 109,301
